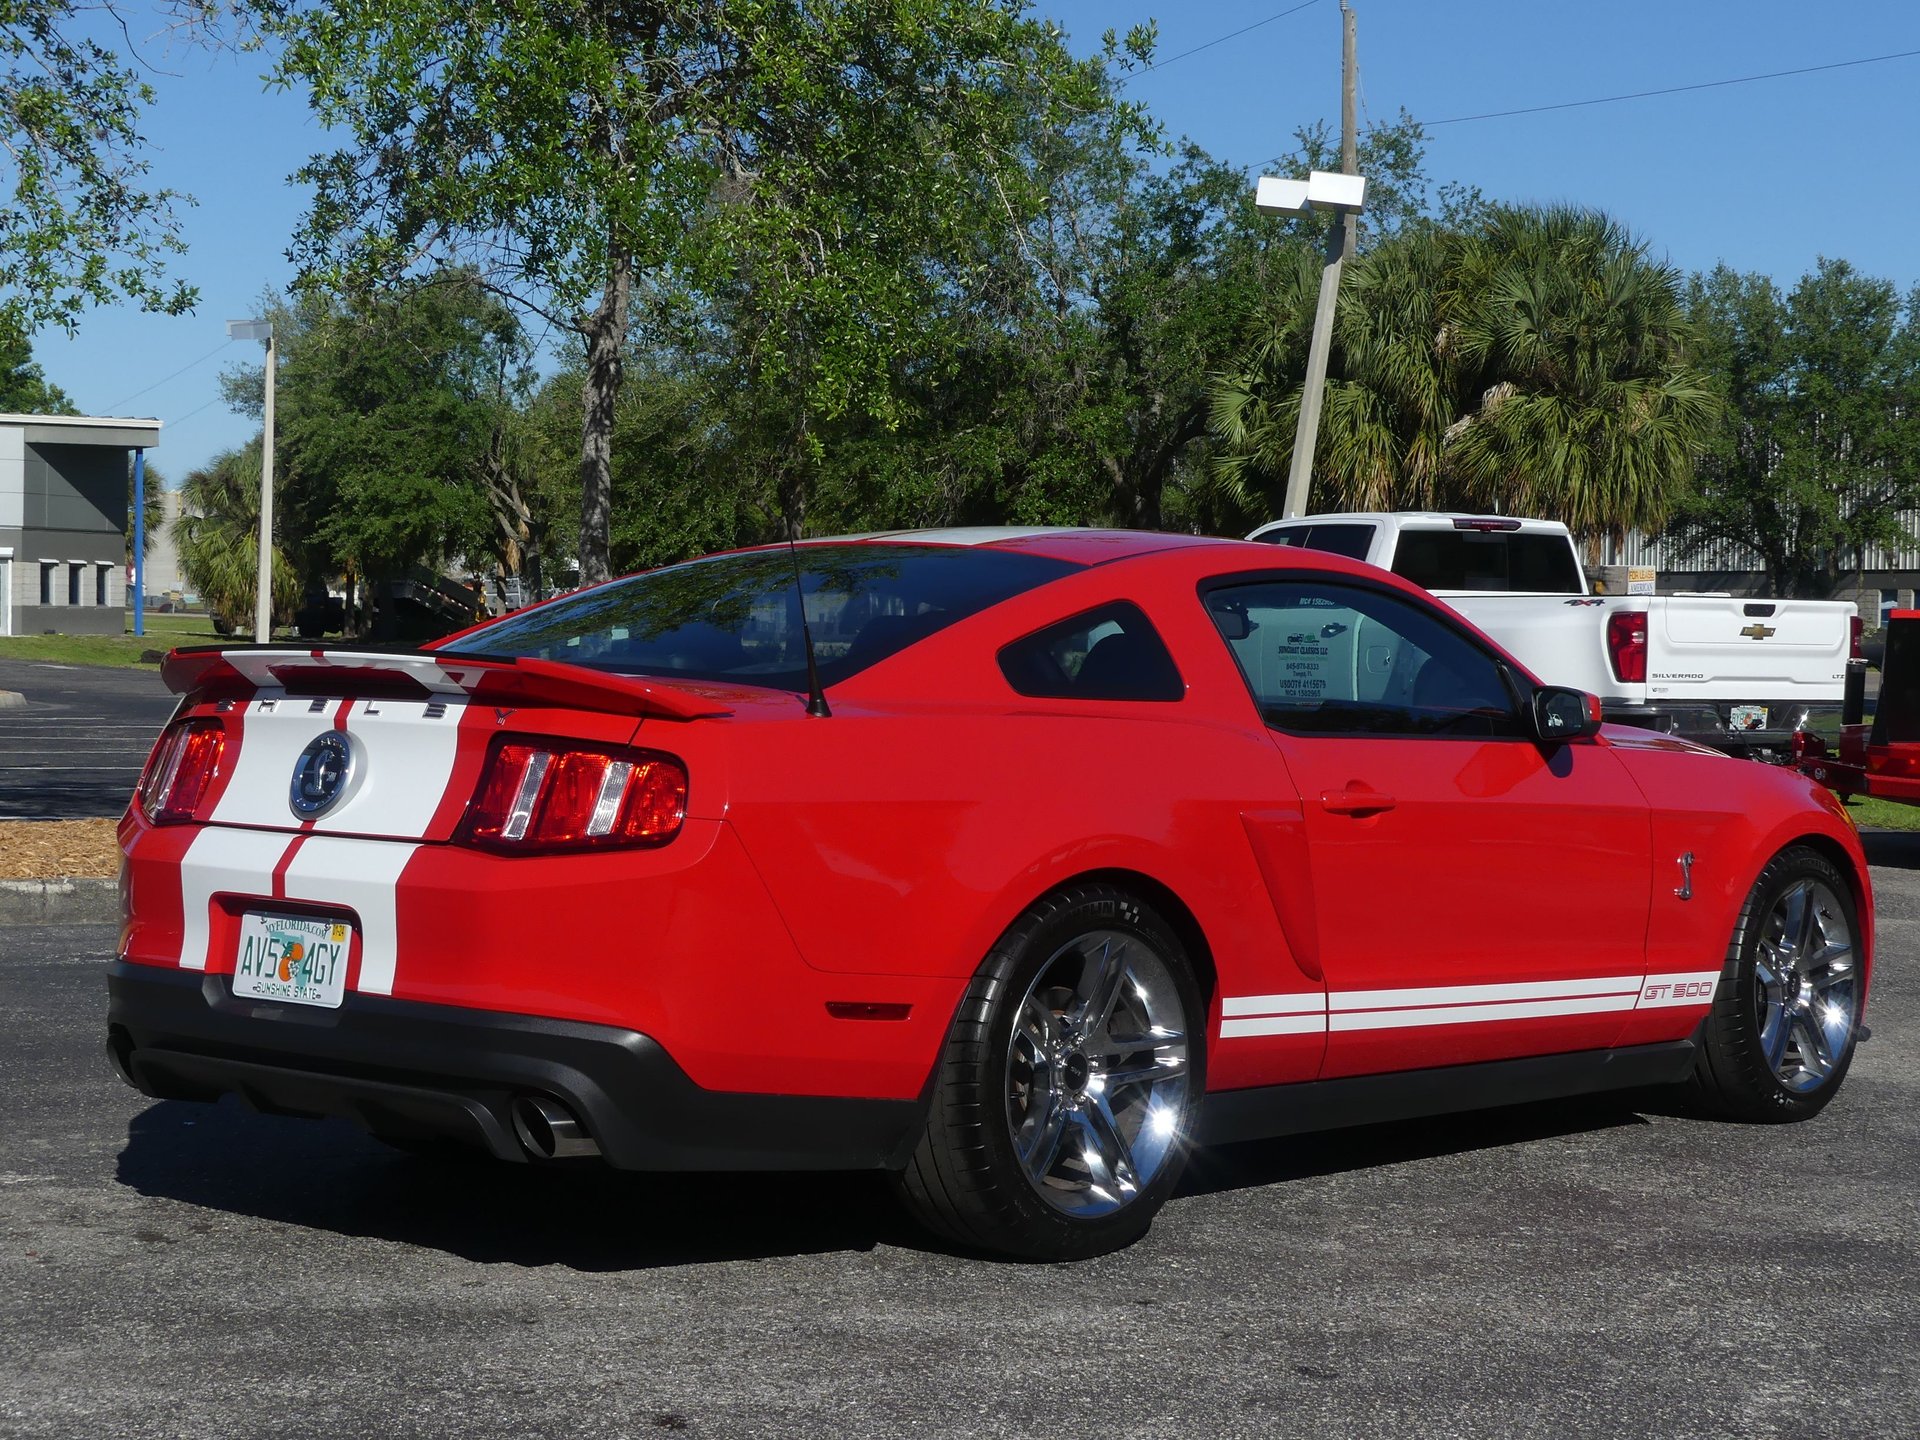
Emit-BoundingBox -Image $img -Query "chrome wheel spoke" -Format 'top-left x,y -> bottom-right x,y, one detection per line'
1790,1011 -> 1832,1080
1787,882 -> 1818,969
1073,937 -> 1131,1038
1017,1092 -> 1071,1177
1760,1002 -> 1792,1071
1077,1100 -> 1139,1198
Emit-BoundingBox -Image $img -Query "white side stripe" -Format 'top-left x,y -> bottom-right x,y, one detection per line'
1223,992 -> 1326,1018
1220,970 -> 1725,1039
1329,994 -> 1640,1033
1221,1014 -> 1326,1038
1332,976 -> 1642,1012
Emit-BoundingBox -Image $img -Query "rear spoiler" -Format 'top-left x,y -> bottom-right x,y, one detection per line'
159,646 -> 734,721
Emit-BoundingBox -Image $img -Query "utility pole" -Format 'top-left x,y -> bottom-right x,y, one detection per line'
1278,0 -> 1361,519
256,330 -> 276,643
228,319 -> 277,642
1340,0 -> 1358,262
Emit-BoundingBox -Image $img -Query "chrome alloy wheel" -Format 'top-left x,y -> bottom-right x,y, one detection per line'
1753,876 -> 1858,1093
1004,928 -> 1190,1218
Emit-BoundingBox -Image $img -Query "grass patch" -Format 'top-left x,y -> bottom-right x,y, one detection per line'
0,614 -> 227,669
1842,794 -> 1920,831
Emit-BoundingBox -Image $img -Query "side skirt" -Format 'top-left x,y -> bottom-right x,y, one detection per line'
1196,1040 -> 1698,1148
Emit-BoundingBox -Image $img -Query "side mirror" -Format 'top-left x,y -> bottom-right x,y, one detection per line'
1532,686 -> 1603,743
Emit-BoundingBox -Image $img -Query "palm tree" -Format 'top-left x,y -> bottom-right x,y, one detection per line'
1209,206 -> 1721,550
177,441 -> 300,632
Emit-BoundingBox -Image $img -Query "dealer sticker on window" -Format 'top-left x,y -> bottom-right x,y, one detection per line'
232,914 -> 352,1009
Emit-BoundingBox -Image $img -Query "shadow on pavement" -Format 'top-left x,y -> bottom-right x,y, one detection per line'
119,1089 -> 1657,1267
1178,1094 -> 1650,1198
117,1097 -> 923,1270
1860,829 -> 1920,870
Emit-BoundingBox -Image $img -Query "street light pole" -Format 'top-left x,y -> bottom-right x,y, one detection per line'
1253,171 -> 1368,519
227,320 -> 276,642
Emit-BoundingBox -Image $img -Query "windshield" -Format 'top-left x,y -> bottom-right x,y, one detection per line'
440,544 -> 1080,690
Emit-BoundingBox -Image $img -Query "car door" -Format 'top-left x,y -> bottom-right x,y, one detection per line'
1202,574 -> 1654,1080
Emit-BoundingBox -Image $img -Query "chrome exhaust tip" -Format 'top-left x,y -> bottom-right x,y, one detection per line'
510,1095 -> 600,1160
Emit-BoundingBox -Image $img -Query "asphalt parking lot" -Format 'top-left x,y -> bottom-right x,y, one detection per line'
4,836 -> 1918,1440
0,659 -> 177,819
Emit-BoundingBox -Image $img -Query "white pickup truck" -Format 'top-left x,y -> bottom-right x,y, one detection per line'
1247,512 -> 1860,758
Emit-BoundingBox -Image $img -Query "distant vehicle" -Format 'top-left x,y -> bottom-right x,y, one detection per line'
108,530 -> 1871,1260
1248,513 -> 1860,760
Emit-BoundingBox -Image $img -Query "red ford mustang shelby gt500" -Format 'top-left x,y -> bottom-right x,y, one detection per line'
108,529 -> 1872,1260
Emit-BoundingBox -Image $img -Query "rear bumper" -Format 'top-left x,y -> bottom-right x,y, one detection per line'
1602,698 -> 1841,757
106,961 -> 925,1172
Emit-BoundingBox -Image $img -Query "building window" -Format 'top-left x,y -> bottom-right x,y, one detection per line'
40,563 -> 54,606
96,565 -> 110,607
69,563 -> 84,606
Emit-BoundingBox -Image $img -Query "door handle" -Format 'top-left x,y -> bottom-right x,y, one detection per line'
1319,786 -> 1396,816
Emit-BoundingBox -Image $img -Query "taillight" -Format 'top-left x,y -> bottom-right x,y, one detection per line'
1851,615 -> 1864,661
1606,610 -> 1647,684
140,718 -> 228,823
459,739 -> 687,852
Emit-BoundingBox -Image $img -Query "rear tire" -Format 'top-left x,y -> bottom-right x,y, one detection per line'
896,882 -> 1206,1261
1691,846 -> 1862,1122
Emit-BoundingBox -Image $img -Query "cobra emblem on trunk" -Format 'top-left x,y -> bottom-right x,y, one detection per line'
289,733 -> 356,819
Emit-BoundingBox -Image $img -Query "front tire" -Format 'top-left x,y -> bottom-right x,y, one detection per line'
1691,846 -> 1862,1121
897,883 -> 1206,1261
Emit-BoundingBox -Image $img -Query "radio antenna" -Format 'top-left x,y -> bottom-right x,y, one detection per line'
787,529 -> 831,718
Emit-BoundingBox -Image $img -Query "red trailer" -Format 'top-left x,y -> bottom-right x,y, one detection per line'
1798,610 -> 1919,800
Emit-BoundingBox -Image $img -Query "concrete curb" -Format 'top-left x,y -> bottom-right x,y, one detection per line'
0,878 -> 118,926
0,690 -> 25,709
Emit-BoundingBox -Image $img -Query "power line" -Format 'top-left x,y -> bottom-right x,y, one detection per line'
1429,47 -> 1920,126
104,338 -> 235,413
1127,0 -> 1323,79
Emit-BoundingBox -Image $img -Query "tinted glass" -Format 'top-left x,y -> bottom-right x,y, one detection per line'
1255,523 -> 1378,561
1388,530 -> 1583,594
1204,579 -> 1523,738
998,602 -> 1185,701
442,544 -> 1078,690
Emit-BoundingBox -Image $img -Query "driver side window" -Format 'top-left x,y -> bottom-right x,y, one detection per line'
1204,578 -> 1524,739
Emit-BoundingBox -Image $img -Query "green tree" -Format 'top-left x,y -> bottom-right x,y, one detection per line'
1211,205 -> 1720,549
0,312 -> 74,411
1668,261 -> 1920,597
273,0 -> 1095,581
222,276 -> 536,611
127,457 -> 163,563
1,0 -> 218,331
176,440 -> 299,632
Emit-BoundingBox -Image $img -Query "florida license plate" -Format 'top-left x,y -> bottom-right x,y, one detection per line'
232,914 -> 353,1009
1730,704 -> 1769,732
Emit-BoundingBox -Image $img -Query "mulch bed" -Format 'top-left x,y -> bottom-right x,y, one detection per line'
0,820 -> 121,879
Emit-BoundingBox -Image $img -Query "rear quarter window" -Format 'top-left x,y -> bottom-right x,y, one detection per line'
998,602 -> 1185,701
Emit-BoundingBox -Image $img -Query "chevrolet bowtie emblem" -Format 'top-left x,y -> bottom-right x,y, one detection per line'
1739,623 -> 1776,640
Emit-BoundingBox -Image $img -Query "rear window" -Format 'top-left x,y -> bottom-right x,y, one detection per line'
441,544 -> 1078,689
1389,530 -> 1584,594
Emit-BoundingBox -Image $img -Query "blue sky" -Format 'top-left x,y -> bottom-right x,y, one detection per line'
26,0 -> 1920,489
